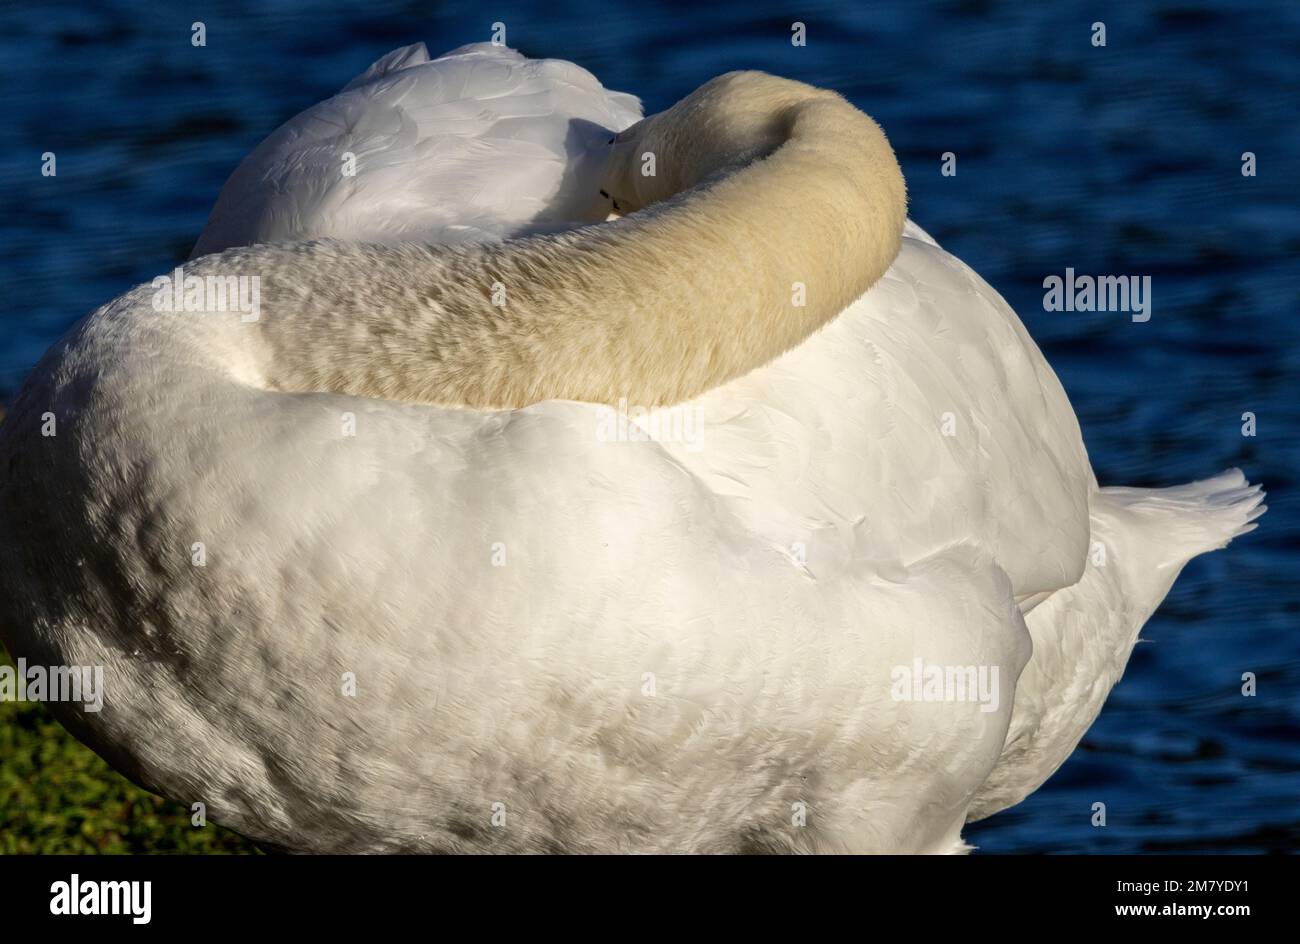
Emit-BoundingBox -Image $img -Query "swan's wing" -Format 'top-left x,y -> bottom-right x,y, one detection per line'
657,226 -> 1095,599
192,43 -> 641,256
0,327 -> 1030,851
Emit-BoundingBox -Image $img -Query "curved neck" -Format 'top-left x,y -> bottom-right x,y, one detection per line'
247,72 -> 907,409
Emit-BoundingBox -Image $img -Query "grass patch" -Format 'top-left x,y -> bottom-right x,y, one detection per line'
1,643 -> 259,853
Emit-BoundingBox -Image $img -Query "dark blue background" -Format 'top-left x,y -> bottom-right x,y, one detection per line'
1,0 -> 1296,852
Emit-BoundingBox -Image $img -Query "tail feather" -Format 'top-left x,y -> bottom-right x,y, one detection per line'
1100,467 -> 1266,561
969,468 -> 1264,820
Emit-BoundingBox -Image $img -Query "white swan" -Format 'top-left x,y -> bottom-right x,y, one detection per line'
0,42 -> 1263,853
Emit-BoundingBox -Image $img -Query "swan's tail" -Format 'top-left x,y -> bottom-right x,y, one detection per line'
1100,467 -> 1266,565
968,469 -> 1264,820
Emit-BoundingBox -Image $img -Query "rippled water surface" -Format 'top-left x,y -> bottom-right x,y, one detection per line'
0,0 -> 1296,852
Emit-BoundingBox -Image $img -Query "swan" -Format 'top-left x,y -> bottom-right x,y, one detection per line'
0,42 -> 1264,853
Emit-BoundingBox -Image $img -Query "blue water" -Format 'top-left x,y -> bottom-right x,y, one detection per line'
1,0 -> 1296,853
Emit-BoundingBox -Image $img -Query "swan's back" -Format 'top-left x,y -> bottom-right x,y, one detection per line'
192,42 -> 641,255
192,45 -> 1095,601
658,224 -> 1095,598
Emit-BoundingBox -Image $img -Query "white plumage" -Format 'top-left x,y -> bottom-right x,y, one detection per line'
0,43 -> 1263,853
193,43 -> 641,255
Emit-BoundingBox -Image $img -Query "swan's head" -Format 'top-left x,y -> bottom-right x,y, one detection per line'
599,114 -> 686,214
599,71 -> 817,215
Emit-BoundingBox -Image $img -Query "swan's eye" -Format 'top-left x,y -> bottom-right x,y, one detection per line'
600,189 -> 610,198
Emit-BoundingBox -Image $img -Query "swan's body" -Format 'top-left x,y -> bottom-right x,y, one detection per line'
0,43 -> 1263,853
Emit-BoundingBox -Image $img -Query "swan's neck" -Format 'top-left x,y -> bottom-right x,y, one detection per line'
242,71 -> 907,408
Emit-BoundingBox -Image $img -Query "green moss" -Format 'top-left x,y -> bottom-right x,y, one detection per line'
0,644 -> 259,854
